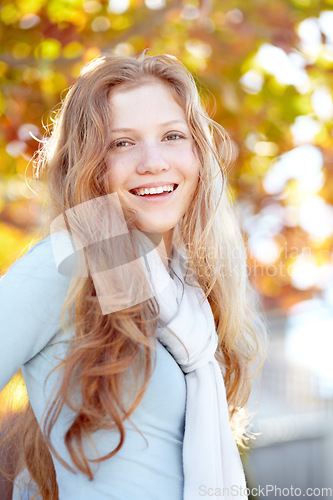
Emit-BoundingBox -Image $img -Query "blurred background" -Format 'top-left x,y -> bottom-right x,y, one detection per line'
1,0 -> 333,497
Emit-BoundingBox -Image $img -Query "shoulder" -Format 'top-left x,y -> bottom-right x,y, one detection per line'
0,233 -> 73,311
0,234 -> 74,389
3,234 -> 57,275
1,232 -> 76,285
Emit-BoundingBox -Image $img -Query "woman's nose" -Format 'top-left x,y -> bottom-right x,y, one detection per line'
136,142 -> 170,174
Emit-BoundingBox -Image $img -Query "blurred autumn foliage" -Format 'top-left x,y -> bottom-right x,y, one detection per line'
1,0 -> 333,311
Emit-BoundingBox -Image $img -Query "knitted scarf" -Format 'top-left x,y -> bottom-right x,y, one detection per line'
147,244 -> 248,500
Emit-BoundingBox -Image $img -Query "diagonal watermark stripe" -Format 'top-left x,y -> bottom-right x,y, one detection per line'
50,193 -> 174,314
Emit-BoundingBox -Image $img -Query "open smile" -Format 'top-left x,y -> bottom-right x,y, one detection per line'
129,184 -> 179,203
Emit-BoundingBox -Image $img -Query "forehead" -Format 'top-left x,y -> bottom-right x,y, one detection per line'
108,81 -> 186,127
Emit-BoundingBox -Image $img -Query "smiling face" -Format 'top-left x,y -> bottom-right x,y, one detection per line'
105,80 -> 201,254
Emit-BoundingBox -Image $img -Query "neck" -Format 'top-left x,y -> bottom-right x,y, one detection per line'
162,229 -> 174,259
154,230 -> 174,271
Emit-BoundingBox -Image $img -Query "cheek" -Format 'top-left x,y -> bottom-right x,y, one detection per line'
180,149 -> 201,185
180,148 -> 201,203
176,142 -> 200,166
105,157 -> 126,191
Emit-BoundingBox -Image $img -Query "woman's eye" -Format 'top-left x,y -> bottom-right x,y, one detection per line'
110,140 -> 132,149
164,133 -> 185,141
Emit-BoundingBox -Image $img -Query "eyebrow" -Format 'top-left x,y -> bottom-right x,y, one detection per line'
110,119 -> 188,134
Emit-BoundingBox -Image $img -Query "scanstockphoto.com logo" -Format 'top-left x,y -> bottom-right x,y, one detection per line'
50,193 -> 175,315
199,484 -> 333,497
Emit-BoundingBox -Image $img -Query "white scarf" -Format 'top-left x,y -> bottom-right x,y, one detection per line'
52,220 -> 248,499
146,244 -> 248,500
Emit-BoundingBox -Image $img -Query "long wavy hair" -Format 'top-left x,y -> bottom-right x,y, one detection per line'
1,52 -> 266,499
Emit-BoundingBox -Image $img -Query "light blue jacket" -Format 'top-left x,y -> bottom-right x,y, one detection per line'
0,236 -> 186,499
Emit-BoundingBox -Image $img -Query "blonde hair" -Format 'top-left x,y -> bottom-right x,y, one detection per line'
2,52 -> 266,499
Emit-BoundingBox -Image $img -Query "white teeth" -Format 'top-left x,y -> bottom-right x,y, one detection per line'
133,184 -> 175,196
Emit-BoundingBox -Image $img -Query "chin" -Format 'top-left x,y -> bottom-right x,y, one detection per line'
137,225 -> 173,236
135,218 -> 177,235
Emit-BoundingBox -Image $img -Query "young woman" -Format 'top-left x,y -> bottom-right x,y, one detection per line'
0,52 -> 266,499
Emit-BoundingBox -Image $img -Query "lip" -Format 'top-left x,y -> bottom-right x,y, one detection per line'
129,184 -> 179,203
130,182 -> 178,191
